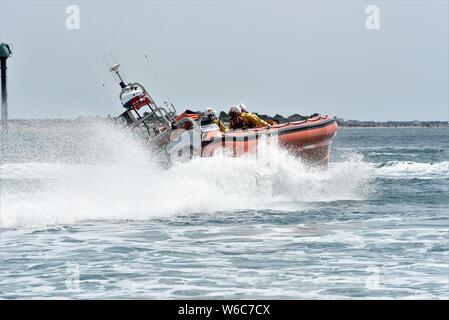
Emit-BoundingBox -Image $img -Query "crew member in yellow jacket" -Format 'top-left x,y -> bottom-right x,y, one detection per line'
203,107 -> 228,132
239,103 -> 277,126
229,105 -> 270,130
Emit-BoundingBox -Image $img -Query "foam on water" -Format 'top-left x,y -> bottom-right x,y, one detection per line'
0,121 -> 374,228
375,160 -> 449,178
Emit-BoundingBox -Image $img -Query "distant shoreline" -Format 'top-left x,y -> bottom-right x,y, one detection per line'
338,125 -> 449,129
333,119 -> 448,128
3,117 -> 449,128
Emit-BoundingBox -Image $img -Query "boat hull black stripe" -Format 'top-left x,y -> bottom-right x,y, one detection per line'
278,118 -> 336,135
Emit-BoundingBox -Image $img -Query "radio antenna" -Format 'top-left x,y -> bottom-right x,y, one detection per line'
103,55 -> 119,85
110,52 -> 128,81
144,54 -> 175,112
101,83 -> 120,112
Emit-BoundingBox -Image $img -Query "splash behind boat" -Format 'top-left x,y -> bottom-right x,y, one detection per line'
107,62 -> 338,166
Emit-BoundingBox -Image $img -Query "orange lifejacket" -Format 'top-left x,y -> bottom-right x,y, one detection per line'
175,110 -> 200,130
175,110 -> 200,122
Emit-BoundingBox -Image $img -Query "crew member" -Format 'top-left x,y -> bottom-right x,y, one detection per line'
229,105 -> 270,130
203,107 -> 228,132
239,103 -> 277,126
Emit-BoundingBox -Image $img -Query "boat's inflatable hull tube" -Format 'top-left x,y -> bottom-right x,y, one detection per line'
200,115 -> 338,166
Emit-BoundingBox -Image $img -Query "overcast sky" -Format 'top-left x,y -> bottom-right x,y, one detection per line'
0,0 -> 448,121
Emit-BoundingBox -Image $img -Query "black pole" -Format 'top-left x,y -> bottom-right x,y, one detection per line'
1,57 -> 7,127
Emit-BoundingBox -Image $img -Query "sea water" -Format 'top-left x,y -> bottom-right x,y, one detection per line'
0,121 -> 448,299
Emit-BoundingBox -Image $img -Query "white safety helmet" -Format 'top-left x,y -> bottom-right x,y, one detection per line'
228,105 -> 241,115
239,103 -> 248,113
204,107 -> 218,119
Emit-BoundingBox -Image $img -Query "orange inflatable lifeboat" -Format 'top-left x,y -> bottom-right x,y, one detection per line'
199,114 -> 338,166
108,62 -> 338,166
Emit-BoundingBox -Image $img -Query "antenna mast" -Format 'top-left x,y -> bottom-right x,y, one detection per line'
144,54 -> 176,114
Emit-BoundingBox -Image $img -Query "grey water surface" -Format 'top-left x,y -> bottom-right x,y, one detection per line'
0,124 -> 448,299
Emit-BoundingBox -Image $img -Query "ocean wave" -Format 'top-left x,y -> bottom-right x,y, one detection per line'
375,161 -> 449,178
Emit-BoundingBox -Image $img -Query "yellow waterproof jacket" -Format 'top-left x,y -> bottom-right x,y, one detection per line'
212,119 -> 228,132
240,112 -> 270,128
